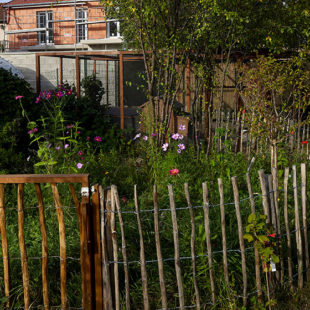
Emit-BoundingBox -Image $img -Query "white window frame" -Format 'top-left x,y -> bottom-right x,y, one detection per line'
37,11 -> 54,44
106,20 -> 121,38
76,8 -> 88,43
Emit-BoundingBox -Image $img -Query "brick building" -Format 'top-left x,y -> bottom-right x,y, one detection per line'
0,2 -> 8,51
4,0 -> 122,51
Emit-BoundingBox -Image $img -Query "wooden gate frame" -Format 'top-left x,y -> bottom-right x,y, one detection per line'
0,174 -> 93,310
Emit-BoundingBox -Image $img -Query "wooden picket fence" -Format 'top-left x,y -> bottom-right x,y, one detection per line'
0,165 -> 309,309
94,163 -> 310,309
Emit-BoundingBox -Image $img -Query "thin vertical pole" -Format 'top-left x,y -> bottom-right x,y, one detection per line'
218,178 -> 229,287
153,185 -> 167,310
134,185 -> 150,310
184,183 -> 201,310
246,173 -> 262,299
186,60 -> 190,113
113,185 -> 130,310
301,163 -> 310,280
231,177 -> 247,307
75,55 -> 80,98
51,183 -> 67,309
202,183 -> 216,304
168,184 -> 185,310
120,52 -> 124,130
258,170 -> 270,223
34,184 -> 49,309
293,165 -> 303,289
59,57 -> 63,85
0,184 -> 10,308
106,60 -> 109,107
283,168 -> 293,292
35,54 -> 41,93
17,184 -> 30,309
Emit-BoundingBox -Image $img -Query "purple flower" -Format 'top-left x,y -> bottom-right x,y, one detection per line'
171,133 -> 179,140
152,133 -> 157,137
178,143 -> 185,150
28,128 -> 38,134
56,91 -> 63,98
179,124 -> 186,131
94,136 -> 102,142
15,95 -> 24,100
64,144 -> 69,149
77,162 -> 83,169
55,146 -> 61,150
77,131 -> 81,134
46,92 -> 52,99
177,149 -> 182,154
143,135 -> 148,141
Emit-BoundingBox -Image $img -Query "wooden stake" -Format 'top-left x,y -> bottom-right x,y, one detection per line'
283,168 -> 293,292
17,184 -> 30,309
168,184 -> 185,310
110,186 -> 119,310
134,185 -> 150,310
0,184 -> 10,308
246,173 -> 262,299
292,165 -> 303,289
112,185 -> 130,310
258,170 -> 270,223
202,182 -> 216,304
99,186 -> 113,310
184,183 -> 201,310
34,184 -> 49,309
301,163 -> 309,280
51,183 -> 67,309
231,177 -> 247,307
218,178 -> 229,287
153,185 -> 167,310
267,175 -> 277,233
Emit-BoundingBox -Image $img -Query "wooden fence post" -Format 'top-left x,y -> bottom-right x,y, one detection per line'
231,177 -> 247,307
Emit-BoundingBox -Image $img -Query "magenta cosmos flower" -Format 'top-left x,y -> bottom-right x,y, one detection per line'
15,95 -> 24,100
77,163 -> 83,169
169,168 -> 179,175
28,128 -> 38,134
94,136 -> 102,142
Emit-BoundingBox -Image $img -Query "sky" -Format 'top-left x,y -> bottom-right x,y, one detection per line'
0,0 -> 11,3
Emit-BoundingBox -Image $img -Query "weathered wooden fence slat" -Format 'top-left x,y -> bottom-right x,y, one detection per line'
99,186 -> 113,310
293,165 -> 303,289
301,163 -> 310,281
17,184 -> 30,309
218,178 -> 229,288
153,185 -> 168,310
34,183 -> 49,309
0,184 -> 10,308
51,183 -> 67,309
168,184 -> 185,310
283,167 -> 293,292
110,186 -> 120,310
113,185 -> 131,310
184,183 -> 201,310
246,172 -> 262,299
202,182 -> 216,305
134,185 -> 150,310
232,177 -> 247,307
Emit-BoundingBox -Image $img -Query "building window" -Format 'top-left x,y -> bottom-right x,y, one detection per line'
106,20 -> 121,38
76,9 -> 88,43
37,11 -> 54,44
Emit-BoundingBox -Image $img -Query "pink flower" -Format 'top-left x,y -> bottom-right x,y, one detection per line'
171,133 -> 180,140
28,128 -> 38,134
242,109 -> 246,114
177,149 -> 182,154
169,168 -> 179,176
66,89 -> 73,95
56,91 -> 63,98
15,95 -> 24,100
46,92 -> 52,99
77,131 -> 81,134
162,143 -> 169,151
66,124 -> 74,129
35,97 -> 40,103
152,133 -> 157,137
94,136 -> 102,142
55,146 -> 61,150
143,135 -> 148,141
64,144 -> 69,149
78,151 -> 83,156
179,124 -> 186,131
77,162 -> 83,169
178,143 -> 185,150
121,197 -> 128,203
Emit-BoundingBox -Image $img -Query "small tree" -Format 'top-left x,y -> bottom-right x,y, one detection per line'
240,52 -> 310,169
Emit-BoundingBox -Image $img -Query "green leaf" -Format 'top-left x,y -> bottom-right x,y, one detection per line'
243,234 -> 253,242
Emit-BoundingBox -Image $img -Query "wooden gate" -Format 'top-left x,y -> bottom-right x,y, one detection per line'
0,174 -> 93,309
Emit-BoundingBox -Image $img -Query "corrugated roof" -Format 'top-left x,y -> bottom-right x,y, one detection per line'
6,0 -> 73,7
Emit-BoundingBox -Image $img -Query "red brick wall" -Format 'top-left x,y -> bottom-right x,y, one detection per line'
8,1 -> 106,50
